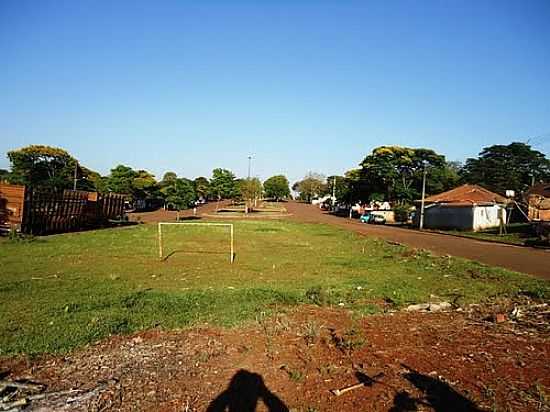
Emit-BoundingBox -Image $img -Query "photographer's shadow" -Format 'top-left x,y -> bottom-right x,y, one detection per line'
207,369 -> 289,412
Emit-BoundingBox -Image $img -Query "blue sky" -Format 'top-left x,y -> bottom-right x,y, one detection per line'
1,0 -> 549,184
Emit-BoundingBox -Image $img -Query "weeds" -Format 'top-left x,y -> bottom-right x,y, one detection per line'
299,320 -> 323,345
287,369 -> 304,382
330,324 -> 366,354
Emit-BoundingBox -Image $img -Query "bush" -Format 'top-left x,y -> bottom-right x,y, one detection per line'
394,203 -> 412,223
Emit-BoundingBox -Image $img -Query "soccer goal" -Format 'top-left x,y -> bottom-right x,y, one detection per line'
157,222 -> 234,263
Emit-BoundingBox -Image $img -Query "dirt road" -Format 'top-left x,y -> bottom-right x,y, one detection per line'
286,202 -> 550,280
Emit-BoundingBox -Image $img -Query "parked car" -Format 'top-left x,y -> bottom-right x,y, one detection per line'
360,212 -> 386,224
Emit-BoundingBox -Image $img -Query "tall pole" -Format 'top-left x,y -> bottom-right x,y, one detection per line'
247,155 -> 252,179
419,163 -> 427,230
73,162 -> 78,190
332,177 -> 336,211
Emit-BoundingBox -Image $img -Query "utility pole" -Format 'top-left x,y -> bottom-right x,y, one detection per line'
419,162 -> 427,230
332,177 -> 336,211
73,162 -> 78,190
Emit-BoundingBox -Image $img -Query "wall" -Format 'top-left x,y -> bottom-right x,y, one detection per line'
473,204 -> 506,231
0,183 -> 25,227
423,205 -> 474,230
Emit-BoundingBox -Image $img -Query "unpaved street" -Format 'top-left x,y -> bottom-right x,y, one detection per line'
286,202 -> 550,280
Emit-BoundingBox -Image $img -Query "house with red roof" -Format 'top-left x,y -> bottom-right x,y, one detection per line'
417,184 -> 509,231
526,183 -> 550,222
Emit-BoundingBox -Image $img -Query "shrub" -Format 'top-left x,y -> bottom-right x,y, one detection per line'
394,203 -> 412,223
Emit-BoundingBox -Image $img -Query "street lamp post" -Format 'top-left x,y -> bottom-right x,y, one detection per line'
247,155 -> 252,179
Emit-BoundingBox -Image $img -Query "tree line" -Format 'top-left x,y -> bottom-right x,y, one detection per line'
292,142 -> 550,205
0,145 -> 291,210
2,142 -> 548,210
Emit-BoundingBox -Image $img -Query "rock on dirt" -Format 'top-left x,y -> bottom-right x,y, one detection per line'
405,302 -> 452,312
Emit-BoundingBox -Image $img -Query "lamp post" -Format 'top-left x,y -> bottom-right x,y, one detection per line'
247,155 -> 252,179
419,162 -> 427,230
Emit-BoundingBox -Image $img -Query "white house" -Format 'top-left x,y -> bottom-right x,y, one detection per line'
417,184 -> 508,231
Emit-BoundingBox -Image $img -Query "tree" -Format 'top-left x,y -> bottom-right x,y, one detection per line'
358,146 -> 453,202
7,145 -> 77,189
325,175 -> 352,203
106,165 -> 138,197
209,168 -> 238,199
263,175 -> 290,201
88,172 -> 109,194
193,177 -> 210,200
461,142 -> 550,195
293,172 -> 326,202
0,169 -> 10,182
159,172 -> 178,188
132,170 -> 159,200
239,177 -> 263,211
161,178 -> 196,210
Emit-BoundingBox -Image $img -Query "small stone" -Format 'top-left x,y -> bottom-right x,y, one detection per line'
495,313 -> 507,323
406,303 -> 430,312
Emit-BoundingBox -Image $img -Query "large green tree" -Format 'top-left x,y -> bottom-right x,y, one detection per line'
7,145 -> 77,189
106,165 -> 138,196
263,175 -> 290,200
461,142 -> 550,194
6,145 -> 102,191
193,177 -> 210,200
161,178 -> 196,210
358,146 -> 455,202
159,172 -> 178,188
132,170 -> 160,200
209,168 -> 238,199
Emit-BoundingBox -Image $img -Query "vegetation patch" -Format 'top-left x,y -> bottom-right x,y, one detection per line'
0,220 -> 548,355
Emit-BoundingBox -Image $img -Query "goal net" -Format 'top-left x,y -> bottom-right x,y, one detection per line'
157,222 -> 234,263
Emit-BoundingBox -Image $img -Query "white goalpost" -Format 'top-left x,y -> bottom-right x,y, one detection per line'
157,222 -> 234,263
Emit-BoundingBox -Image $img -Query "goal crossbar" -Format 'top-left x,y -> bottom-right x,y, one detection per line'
158,222 -> 234,263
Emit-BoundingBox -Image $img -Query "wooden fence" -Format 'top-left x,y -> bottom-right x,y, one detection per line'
0,183 -> 125,235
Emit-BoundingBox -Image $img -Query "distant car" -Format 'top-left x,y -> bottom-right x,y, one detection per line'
360,212 -> 386,224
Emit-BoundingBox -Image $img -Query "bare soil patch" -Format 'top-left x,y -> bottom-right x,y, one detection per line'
1,306 -> 548,411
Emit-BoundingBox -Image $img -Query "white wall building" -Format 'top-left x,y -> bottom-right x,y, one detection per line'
418,184 -> 508,232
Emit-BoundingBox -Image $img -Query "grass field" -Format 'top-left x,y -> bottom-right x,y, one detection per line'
1,220 -> 548,356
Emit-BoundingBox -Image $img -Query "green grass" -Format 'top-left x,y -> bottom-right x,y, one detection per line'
439,223 -> 538,246
0,220 -> 548,355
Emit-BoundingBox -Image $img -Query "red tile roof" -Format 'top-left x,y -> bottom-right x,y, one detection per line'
423,184 -> 508,205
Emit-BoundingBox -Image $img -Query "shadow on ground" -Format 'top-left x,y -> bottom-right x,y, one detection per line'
207,369 -> 289,412
390,365 -> 482,412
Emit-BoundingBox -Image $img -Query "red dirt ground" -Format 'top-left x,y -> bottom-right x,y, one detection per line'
1,305 -> 549,412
